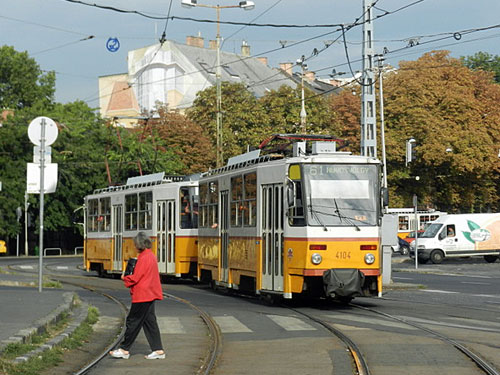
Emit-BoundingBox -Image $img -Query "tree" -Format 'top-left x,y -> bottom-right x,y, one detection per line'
142,106 -> 215,174
187,82 -> 268,162
461,51 -> 500,84
327,87 -> 361,153
383,51 -> 500,212
0,46 -> 55,109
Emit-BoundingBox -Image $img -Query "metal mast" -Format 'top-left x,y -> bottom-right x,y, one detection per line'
360,0 -> 376,157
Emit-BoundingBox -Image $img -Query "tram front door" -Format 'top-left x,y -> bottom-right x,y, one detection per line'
261,184 -> 284,292
157,200 -> 176,274
112,205 -> 123,271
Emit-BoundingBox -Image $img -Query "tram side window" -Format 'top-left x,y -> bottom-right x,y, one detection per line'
138,192 -> 152,230
231,176 -> 243,227
288,164 -> 305,226
87,199 -> 99,232
125,194 -> 138,230
180,188 -> 198,229
398,215 -> 409,231
208,181 -> 218,228
244,172 -> 257,227
199,183 -> 208,227
99,197 -> 111,232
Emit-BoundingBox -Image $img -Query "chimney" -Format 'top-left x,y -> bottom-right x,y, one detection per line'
279,62 -> 293,76
304,71 -> 316,82
257,57 -> 268,65
186,33 -> 204,48
209,40 -> 217,50
241,40 -> 250,56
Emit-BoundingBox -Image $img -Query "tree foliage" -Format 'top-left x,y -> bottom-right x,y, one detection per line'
383,51 -> 500,212
461,51 -> 500,84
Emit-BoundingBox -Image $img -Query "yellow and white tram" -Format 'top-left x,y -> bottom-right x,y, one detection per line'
386,208 -> 446,239
197,135 -> 384,300
84,173 -> 199,278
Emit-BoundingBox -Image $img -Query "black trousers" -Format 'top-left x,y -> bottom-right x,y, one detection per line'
121,300 -> 163,352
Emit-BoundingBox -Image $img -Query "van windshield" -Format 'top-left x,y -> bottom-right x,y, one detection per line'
421,223 -> 443,238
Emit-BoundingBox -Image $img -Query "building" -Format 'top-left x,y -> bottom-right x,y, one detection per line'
99,35 -> 338,127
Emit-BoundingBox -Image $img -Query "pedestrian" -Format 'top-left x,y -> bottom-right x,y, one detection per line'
109,231 -> 165,360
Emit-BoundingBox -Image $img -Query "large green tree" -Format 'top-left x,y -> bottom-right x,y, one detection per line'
384,51 -> 500,212
461,51 -> 500,84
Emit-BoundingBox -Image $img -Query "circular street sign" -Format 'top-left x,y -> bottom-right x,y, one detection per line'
28,116 -> 58,146
106,37 -> 120,52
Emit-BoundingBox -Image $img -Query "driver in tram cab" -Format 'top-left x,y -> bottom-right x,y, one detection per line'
180,191 -> 198,228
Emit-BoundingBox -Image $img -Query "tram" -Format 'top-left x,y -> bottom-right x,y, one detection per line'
84,173 -> 199,278
197,134 -> 385,300
386,208 -> 446,239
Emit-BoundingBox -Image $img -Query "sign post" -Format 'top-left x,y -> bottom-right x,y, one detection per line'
27,116 -> 58,293
413,194 -> 418,270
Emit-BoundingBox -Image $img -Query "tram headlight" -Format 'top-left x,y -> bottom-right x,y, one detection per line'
311,253 -> 322,265
364,253 -> 375,265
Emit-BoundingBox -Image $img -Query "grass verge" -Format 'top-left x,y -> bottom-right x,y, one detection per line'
0,306 -> 99,375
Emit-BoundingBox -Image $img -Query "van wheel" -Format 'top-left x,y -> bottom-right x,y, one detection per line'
484,255 -> 499,263
430,250 -> 444,264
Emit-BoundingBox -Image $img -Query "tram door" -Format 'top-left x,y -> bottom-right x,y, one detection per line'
157,200 -> 176,274
112,205 -> 123,270
220,190 -> 229,283
261,184 -> 284,292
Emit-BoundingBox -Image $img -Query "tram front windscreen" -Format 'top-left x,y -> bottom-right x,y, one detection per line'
302,164 -> 379,227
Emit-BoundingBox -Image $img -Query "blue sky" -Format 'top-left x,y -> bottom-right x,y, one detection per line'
1,0 -> 499,106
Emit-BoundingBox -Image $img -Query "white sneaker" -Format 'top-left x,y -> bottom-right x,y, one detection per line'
110,348 -> 130,359
145,351 -> 165,359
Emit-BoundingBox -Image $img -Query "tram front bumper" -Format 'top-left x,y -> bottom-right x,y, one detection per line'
323,269 -> 365,298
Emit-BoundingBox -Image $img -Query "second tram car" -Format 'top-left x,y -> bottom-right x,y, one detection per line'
197,135 -> 385,301
84,173 -> 199,278
386,208 -> 446,239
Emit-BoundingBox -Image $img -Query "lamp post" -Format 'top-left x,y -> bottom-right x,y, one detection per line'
296,56 -> 307,133
182,0 -> 255,167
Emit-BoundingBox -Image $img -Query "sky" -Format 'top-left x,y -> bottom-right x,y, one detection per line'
1,0 -> 500,107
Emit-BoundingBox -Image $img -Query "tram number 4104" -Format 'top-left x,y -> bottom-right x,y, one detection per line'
335,251 -> 351,260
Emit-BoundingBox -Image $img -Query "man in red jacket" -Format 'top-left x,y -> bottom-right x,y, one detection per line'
109,232 -> 165,360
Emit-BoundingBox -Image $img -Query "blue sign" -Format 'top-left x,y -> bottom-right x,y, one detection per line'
106,37 -> 120,52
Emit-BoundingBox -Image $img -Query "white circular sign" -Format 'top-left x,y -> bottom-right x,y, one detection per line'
28,116 -> 58,146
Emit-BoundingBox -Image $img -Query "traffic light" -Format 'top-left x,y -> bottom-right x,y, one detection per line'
406,138 -> 416,167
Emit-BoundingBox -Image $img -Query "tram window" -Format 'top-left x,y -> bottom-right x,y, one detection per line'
398,215 -> 409,231
231,176 -> 243,227
138,192 -> 152,230
208,181 -> 218,228
243,173 -> 256,227
180,188 -> 198,229
289,182 -> 305,227
125,194 -> 138,230
99,197 -> 111,232
199,183 -> 208,227
87,199 -> 99,232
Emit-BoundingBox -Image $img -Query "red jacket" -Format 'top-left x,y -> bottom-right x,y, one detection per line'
123,249 -> 163,303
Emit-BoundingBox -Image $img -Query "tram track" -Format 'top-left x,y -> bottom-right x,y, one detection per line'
350,302 -> 500,375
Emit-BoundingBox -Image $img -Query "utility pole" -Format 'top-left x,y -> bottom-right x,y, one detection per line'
378,57 -> 388,192
360,0 -> 376,157
297,56 -> 307,133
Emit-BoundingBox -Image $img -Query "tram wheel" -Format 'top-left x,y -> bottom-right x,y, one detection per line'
484,255 -> 499,263
430,250 -> 444,264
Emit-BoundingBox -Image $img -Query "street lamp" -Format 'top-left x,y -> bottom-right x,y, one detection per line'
296,56 -> 307,133
182,0 -> 255,167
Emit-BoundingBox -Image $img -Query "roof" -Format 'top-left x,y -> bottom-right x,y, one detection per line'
171,41 -> 298,97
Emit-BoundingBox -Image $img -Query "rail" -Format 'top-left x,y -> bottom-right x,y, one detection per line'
74,246 -> 84,255
44,247 -> 62,256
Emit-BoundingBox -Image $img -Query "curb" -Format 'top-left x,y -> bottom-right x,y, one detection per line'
0,291 -> 86,363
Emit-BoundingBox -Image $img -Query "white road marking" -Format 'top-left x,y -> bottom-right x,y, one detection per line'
325,314 -> 416,330
421,289 -> 458,294
56,266 -> 69,270
445,317 -> 500,329
331,323 -> 369,331
19,265 -> 34,269
402,316 -> 500,333
461,281 -> 490,285
268,315 -> 317,331
157,317 -> 186,334
213,316 -> 252,333
392,277 -> 413,280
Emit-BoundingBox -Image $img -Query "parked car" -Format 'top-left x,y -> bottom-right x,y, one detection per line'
403,230 -> 424,244
392,237 -> 410,255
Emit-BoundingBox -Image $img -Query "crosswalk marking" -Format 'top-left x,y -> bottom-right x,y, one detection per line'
444,316 -> 500,329
324,314 -> 416,330
268,315 -> 317,331
157,317 -> 186,334
213,316 -> 252,333
19,265 -> 34,269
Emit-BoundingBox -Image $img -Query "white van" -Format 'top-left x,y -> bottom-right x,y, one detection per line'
409,213 -> 500,264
